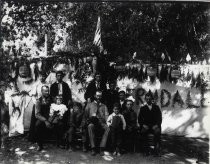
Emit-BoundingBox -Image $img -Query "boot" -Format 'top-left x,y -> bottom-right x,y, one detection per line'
100,147 -> 105,156
91,148 -> 97,156
37,143 -> 43,151
82,143 -> 87,152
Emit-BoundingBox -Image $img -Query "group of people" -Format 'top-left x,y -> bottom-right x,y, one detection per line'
30,71 -> 162,157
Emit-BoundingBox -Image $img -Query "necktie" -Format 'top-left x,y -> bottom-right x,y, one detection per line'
96,103 -> 100,118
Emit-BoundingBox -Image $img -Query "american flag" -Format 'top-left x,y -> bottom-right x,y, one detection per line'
93,16 -> 103,53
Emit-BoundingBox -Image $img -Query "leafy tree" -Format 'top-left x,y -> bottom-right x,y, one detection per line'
1,2 -> 209,64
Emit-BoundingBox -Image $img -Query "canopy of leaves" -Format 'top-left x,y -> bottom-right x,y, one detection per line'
1,1 -> 210,62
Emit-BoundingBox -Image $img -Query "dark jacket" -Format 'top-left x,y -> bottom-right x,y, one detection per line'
35,96 -> 52,121
122,109 -> 137,131
104,89 -> 119,114
138,104 -> 162,128
118,100 -> 127,114
84,80 -> 107,102
50,81 -> 72,106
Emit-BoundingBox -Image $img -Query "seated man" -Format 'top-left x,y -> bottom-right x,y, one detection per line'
65,102 -> 87,152
138,92 -> 162,156
82,90 -> 109,156
122,99 -> 138,152
34,86 -> 66,151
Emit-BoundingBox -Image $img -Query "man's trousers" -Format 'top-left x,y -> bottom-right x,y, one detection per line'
34,120 -> 65,146
87,123 -> 110,149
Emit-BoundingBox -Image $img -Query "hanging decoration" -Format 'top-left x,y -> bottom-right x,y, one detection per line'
186,91 -> 192,108
161,89 -> 171,108
171,65 -> 181,79
172,90 -> 184,108
186,53 -> 191,62
153,89 -> 159,104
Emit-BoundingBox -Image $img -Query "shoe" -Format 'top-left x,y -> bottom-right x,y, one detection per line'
144,151 -> 150,156
82,146 -> 87,152
59,145 -> 66,149
153,150 -> 161,157
113,151 -> 117,156
100,150 -> 104,156
68,146 -> 75,152
117,152 -> 121,156
100,148 -> 105,156
91,149 -> 97,156
37,145 -> 43,151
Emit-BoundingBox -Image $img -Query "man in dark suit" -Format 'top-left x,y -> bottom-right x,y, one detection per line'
104,81 -> 119,114
84,72 -> 107,103
138,92 -> 162,156
118,90 -> 127,113
50,71 -> 72,106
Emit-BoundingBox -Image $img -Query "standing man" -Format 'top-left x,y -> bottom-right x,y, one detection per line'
50,71 -> 72,106
84,72 -> 107,103
118,91 -> 127,113
138,92 -> 162,156
82,90 -> 109,156
104,81 -> 119,114
34,86 -> 65,151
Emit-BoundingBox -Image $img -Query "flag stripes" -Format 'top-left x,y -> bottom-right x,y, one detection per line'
93,16 -> 103,52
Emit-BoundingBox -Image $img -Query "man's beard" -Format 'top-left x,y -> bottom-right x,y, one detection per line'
96,98 -> 101,102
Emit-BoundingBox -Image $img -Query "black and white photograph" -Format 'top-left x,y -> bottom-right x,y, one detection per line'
0,1 -> 209,164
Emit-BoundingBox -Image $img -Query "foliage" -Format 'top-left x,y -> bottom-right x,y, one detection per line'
1,2 -> 209,60
0,1 -> 209,85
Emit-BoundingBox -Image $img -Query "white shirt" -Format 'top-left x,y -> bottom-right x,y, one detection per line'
107,113 -> 126,130
57,81 -> 63,95
49,103 -> 68,117
146,104 -> 152,110
120,100 -> 124,106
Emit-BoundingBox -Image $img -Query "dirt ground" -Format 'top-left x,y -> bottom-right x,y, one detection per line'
0,134 -> 209,164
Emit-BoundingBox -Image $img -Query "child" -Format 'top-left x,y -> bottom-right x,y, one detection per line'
65,102 -> 86,152
107,103 -> 126,156
49,95 -> 68,125
48,95 -> 68,148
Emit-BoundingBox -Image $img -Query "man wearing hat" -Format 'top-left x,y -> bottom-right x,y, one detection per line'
138,92 -> 162,156
50,71 -> 72,106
